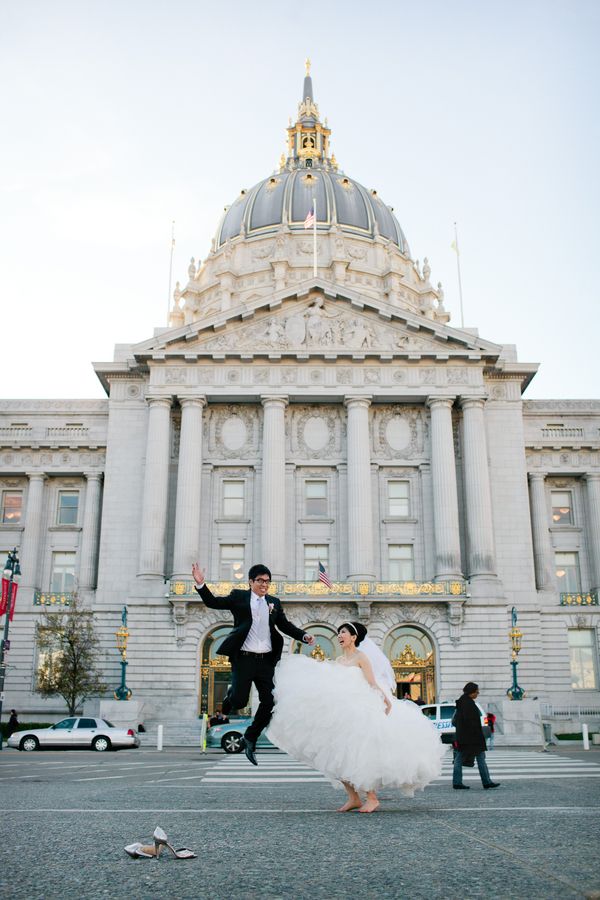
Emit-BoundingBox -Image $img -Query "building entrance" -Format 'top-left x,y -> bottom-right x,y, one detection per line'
384,625 -> 436,704
200,625 -> 251,716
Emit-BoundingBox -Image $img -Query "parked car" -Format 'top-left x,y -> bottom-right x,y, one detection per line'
7,716 -> 141,752
207,716 -> 274,754
420,701 -> 491,744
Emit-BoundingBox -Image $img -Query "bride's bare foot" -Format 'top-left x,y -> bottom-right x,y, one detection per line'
337,798 -> 362,812
358,797 -> 380,814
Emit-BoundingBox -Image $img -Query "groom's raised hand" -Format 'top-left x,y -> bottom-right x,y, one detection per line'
303,634 -> 316,645
192,563 -> 206,586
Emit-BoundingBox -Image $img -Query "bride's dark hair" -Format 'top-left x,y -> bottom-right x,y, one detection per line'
337,621 -> 367,646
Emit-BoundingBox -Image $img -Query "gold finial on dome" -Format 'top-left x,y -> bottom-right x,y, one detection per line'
305,57 -> 311,77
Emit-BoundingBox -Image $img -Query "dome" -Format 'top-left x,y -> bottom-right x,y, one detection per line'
217,168 -> 409,253
216,61 -> 409,255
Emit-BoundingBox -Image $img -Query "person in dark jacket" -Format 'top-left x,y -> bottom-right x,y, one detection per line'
452,683 -> 500,790
7,709 -> 19,737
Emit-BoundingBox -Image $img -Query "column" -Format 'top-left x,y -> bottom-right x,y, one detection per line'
426,397 -> 462,580
528,472 -> 555,591
261,395 -> 288,579
20,473 -> 46,588
584,474 -> 600,592
172,395 -> 206,579
460,397 -> 498,584
78,473 -> 103,590
344,395 -> 375,580
138,396 -> 172,578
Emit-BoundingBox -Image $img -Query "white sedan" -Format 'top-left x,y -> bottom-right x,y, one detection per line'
7,716 -> 141,752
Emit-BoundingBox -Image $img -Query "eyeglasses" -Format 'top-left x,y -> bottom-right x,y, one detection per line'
252,577 -> 271,584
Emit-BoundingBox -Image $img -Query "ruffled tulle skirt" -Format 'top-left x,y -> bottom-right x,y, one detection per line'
267,655 -> 446,795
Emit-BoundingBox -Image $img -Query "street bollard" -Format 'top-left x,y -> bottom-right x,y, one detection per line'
582,723 -> 590,750
157,723 -> 163,752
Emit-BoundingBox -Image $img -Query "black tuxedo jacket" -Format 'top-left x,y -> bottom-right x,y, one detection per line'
195,584 -> 307,663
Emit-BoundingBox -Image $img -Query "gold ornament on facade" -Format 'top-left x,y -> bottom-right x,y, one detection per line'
210,655 -> 231,670
391,644 -> 433,668
310,644 -> 326,662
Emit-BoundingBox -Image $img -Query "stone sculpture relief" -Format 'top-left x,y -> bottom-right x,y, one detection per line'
289,406 -> 343,458
196,297 -> 446,355
207,405 -> 261,459
371,407 -> 423,459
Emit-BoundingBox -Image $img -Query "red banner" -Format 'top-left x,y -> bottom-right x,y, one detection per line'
0,577 -> 8,617
8,580 -> 18,622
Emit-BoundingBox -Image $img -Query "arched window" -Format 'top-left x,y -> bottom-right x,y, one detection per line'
384,625 -> 436,703
291,624 -> 340,661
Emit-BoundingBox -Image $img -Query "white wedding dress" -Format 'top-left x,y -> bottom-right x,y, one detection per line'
267,654 -> 446,796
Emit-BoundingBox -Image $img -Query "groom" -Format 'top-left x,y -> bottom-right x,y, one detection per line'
192,562 -> 314,765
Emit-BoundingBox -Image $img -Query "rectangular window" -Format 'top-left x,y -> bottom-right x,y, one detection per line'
304,544 -> 329,581
57,491 -> 79,525
388,544 -> 415,581
388,481 -> 410,517
50,552 -> 76,592
222,481 -> 244,517
568,629 -> 599,690
305,480 -> 327,516
555,552 -> 581,593
219,544 -> 245,581
551,491 -> 573,525
1,491 -> 23,524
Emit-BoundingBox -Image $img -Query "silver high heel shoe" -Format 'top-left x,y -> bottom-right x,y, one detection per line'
124,842 -> 156,859
153,826 -> 197,860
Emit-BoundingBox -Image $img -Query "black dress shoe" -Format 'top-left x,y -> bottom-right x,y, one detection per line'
453,784 -> 470,790
241,737 -> 258,766
484,782 -> 500,789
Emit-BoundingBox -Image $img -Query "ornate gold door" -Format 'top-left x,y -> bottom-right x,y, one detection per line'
384,626 -> 436,703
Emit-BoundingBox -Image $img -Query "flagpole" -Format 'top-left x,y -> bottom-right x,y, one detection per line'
167,219 -> 175,324
313,196 -> 317,278
453,221 -> 465,328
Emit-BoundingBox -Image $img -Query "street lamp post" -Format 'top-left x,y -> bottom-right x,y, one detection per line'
0,549 -> 21,749
507,606 -> 524,700
113,605 -> 132,701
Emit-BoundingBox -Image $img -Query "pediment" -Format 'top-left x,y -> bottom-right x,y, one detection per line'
133,284 -> 501,362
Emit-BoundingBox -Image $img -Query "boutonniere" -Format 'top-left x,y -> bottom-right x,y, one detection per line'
268,602 -> 276,615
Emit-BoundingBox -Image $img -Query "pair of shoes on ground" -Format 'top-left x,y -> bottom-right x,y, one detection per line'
453,782 -> 501,790
125,826 -> 196,859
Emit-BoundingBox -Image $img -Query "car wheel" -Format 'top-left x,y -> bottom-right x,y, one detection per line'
92,736 -> 111,752
221,732 -> 243,754
20,735 -> 40,752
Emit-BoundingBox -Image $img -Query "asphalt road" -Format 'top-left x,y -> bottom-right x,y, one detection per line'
0,746 -> 599,900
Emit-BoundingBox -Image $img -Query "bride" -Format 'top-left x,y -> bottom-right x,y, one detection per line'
267,621 -> 445,813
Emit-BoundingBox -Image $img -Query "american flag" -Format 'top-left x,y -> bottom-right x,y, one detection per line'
318,561 -> 332,588
304,206 -> 315,229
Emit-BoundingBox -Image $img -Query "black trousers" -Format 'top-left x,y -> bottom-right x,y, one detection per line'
228,653 -> 275,745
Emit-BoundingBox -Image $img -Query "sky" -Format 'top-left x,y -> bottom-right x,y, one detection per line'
1,0 -> 598,400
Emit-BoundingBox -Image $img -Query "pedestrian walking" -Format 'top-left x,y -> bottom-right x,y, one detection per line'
487,710 -> 497,749
7,709 -> 19,736
452,683 -> 500,790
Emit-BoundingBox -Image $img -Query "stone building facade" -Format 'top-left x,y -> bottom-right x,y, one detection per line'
1,68 -> 599,735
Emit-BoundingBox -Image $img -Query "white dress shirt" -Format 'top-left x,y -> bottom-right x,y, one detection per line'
241,591 -> 272,653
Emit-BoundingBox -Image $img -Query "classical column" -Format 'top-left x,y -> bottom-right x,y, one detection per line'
261,395 -> 288,580
138,396 -> 172,578
426,397 -> 462,581
528,472 -> 554,591
20,473 -> 46,588
584,474 -> 600,592
344,395 -> 375,580
78,473 -> 103,590
460,397 -> 497,584
172,395 -> 206,580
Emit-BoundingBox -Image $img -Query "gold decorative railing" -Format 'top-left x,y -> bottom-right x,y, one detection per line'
33,591 -> 73,607
559,590 -> 598,606
170,579 -> 467,599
